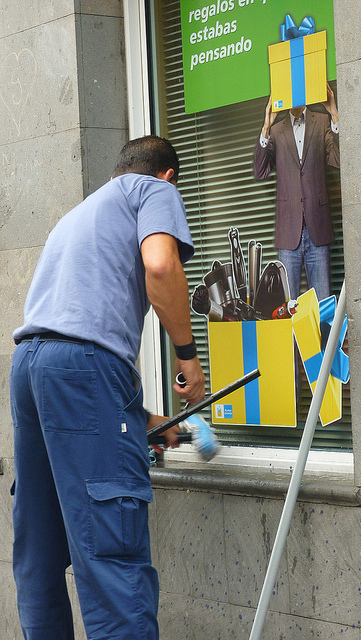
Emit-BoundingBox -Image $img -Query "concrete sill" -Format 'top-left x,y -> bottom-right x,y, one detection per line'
150,461 -> 361,506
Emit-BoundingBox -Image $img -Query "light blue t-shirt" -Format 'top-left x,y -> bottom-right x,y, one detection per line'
13,174 -> 194,367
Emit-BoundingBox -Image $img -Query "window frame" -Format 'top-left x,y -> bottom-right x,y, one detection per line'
123,0 -> 353,475
124,0 -> 164,416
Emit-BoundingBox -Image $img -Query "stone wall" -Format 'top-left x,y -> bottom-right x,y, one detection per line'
334,1 -> 361,485
0,1 -> 126,637
150,468 -> 361,639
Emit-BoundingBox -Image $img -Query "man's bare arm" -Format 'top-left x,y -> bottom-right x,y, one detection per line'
141,232 -> 205,403
261,96 -> 277,138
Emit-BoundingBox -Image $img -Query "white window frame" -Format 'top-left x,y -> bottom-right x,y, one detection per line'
124,0 -> 164,416
123,0 -> 353,476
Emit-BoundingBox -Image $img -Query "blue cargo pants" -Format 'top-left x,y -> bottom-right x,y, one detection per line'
10,336 -> 159,640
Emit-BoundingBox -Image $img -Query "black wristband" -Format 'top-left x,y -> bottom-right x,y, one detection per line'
174,336 -> 197,360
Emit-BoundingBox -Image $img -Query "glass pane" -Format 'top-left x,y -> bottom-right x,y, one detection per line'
148,0 -> 351,450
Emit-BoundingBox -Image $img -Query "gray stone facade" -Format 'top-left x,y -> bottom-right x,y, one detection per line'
150,467 -> 361,639
0,1 -> 126,637
1,1 -> 361,639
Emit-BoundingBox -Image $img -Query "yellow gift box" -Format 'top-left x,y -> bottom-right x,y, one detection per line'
209,319 -> 296,427
269,31 -> 327,112
292,288 -> 341,426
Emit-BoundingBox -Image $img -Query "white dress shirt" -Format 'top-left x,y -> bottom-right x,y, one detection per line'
260,109 -> 339,158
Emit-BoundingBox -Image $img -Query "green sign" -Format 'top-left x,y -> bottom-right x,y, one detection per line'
180,0 -> 336,113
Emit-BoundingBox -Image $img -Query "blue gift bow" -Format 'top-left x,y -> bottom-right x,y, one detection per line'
280,15 -> 315,41
303,296 -> 349,385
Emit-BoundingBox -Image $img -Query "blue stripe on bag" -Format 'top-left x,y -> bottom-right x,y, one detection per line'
304,351 -> 323,384
242,322 -> 261,424
290,38 -> 306,107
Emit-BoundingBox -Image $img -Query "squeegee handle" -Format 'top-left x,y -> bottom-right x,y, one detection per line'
147,368 -> 260,442
150,433 -> 193,445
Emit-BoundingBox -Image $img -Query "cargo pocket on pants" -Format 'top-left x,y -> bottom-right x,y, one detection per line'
86,480 -> 153,560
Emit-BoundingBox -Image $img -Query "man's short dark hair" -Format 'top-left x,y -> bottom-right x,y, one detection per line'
112,135 -> 180,181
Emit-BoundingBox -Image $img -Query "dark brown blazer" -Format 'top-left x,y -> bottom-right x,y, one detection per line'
253,109 -> 340,250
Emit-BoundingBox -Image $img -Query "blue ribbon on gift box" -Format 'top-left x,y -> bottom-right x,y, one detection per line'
304,296 -> 349,385
242,322 -> 261,425
280,15 -> 315,42
279,15 -> 316,110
